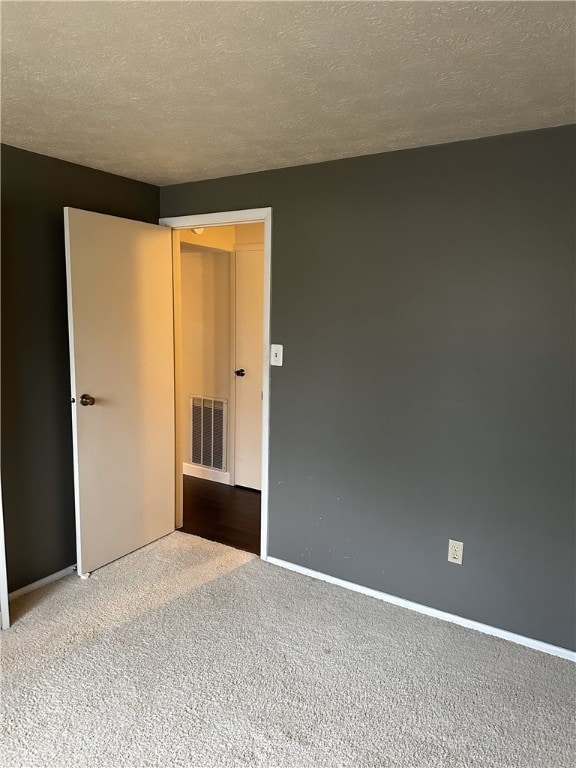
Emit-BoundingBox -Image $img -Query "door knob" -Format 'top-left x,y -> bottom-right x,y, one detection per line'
79,394 -> 96,406
234,369 -> 246,377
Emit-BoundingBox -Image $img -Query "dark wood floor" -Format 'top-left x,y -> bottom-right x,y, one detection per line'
181,475 -> 261,554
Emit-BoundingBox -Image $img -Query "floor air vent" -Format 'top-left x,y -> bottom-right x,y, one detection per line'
191,397 -> 227,471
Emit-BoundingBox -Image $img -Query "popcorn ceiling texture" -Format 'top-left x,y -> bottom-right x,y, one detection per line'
1,1 -> 575,185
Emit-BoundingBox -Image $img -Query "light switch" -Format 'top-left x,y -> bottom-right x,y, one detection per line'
271,344 -> 283,366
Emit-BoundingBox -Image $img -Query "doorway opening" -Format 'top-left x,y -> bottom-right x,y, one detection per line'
0,206 -> 271,627
164,211 -> 272,558
65,206 -> 271,581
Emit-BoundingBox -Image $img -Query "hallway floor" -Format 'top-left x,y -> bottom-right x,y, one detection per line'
181,474 -> 260,554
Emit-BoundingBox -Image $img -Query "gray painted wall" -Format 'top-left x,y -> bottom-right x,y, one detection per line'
1,129 -> 573,650
161,126 -> 576,650
1,144 -> 159,591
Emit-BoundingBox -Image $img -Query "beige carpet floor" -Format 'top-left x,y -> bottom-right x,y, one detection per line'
1,532 -> 574,768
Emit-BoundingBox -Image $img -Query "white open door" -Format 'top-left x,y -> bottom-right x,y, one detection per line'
65,208 -> 175,577
234,247 -> 264,490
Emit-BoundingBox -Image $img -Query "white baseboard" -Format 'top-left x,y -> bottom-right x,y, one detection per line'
183,463 -> 231,485
9,565 -> 76,601
266,556 -> 576,662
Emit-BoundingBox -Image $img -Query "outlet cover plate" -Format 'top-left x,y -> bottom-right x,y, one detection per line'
448,539 -> 464,565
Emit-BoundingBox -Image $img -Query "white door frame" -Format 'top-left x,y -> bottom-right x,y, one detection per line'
0,478 -> 10,629
159,208 -> 272,562
0,326 -> 10,627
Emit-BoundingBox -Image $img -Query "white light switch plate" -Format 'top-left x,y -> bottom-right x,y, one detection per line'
271,344 -> 283,366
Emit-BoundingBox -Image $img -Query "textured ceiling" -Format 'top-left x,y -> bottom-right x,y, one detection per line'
1,1 -> 575,186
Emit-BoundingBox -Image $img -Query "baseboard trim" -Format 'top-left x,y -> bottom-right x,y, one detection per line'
183,463 -> 231,485
266,556 -> 576,662
9,565 -> 76,601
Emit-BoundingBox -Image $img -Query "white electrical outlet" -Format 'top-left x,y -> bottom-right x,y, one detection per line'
448,539 -> 463,565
